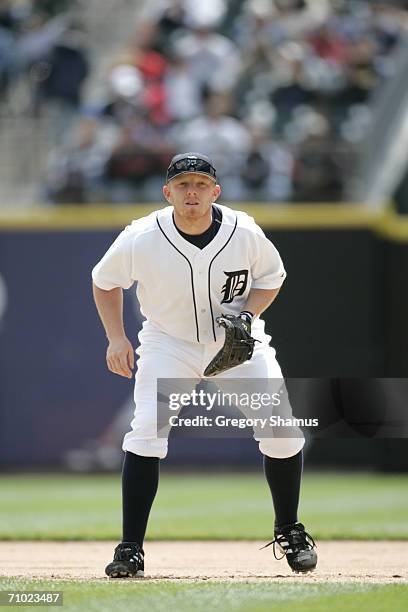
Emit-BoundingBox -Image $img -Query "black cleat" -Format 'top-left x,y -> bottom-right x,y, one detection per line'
105,542 -> 145,578
262,522 -> 317,573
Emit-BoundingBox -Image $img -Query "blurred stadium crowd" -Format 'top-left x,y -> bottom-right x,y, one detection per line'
1,0 -> 407,204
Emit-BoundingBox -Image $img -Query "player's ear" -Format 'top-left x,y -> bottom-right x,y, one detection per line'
213,183 -> 221,201
163,184 -> 172,203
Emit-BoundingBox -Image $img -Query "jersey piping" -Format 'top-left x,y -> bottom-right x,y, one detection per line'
207,215 -> 238,341
156,215 -> 200,342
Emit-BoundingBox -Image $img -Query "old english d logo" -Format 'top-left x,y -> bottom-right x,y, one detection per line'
221,270 -> 249,304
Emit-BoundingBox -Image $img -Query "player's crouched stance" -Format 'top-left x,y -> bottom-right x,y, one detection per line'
92,152 -> 317,578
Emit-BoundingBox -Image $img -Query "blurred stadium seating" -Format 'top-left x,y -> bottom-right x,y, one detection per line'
1,0 -> 408,207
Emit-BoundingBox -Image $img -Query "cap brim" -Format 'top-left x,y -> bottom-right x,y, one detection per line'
167,171 -> 217,183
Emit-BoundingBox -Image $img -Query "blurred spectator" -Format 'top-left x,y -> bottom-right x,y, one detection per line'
240,125 -> 294,201
35,22 -> 89,145
45,115 -> 117,204
0,24 -> 17,94
164,48 -> 203,121
308,22 -> 348,64
0,0 -> 22,94
170,91 -> 250,197
17,12 -> 66,66
270,42 -> 316,132
130,45 -> 169,127
290,108 -> 343,202
101,64 -> 145,126
103,115 -> 173,203
137,0 -> 186,55
171,4 -> 241,95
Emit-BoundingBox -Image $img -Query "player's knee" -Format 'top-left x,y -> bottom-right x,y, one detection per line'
259,437 -> 304,459
122,438 -> 168,459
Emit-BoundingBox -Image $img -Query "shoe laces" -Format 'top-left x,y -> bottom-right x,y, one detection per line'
114,543 -> 144,564
260,523 -> 316,560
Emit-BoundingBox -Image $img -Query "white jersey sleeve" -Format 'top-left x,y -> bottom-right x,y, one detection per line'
250,226 -> 287,290
92,228 -> 137,291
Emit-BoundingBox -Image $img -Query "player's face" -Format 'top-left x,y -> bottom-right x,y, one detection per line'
163,174 -> 221,222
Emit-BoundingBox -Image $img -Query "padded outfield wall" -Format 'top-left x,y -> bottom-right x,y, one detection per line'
0,205 -> 407,468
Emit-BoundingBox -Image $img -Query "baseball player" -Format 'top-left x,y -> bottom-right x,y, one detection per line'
92,152 -> 317,578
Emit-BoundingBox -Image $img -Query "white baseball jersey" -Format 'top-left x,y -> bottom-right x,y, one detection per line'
92,204 -> 304,460
92,204 -> 286,344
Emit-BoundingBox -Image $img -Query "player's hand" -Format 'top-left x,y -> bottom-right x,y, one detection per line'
106,336 -> 135,379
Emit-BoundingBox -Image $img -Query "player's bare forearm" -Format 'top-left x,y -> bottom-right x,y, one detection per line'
243,287 -> 281,317
92,284 -> 126,340
92,283 -> 134,378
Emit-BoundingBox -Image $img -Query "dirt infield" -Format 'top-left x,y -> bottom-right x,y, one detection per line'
1,541 -> 407,583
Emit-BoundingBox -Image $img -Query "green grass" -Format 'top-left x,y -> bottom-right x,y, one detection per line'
0,578 -> 407,612
0,472 -> 407,540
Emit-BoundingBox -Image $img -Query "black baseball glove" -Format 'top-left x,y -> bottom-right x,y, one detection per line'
204,314 -> 258,377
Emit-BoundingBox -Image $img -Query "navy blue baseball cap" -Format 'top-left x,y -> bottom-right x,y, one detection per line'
166,152 -> 217,183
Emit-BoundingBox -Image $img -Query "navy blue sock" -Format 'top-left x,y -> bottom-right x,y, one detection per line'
263,450 -> 303,530
122,451 -> 160,547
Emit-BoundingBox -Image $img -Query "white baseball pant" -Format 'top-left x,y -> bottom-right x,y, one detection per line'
123,324 -> 305,460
